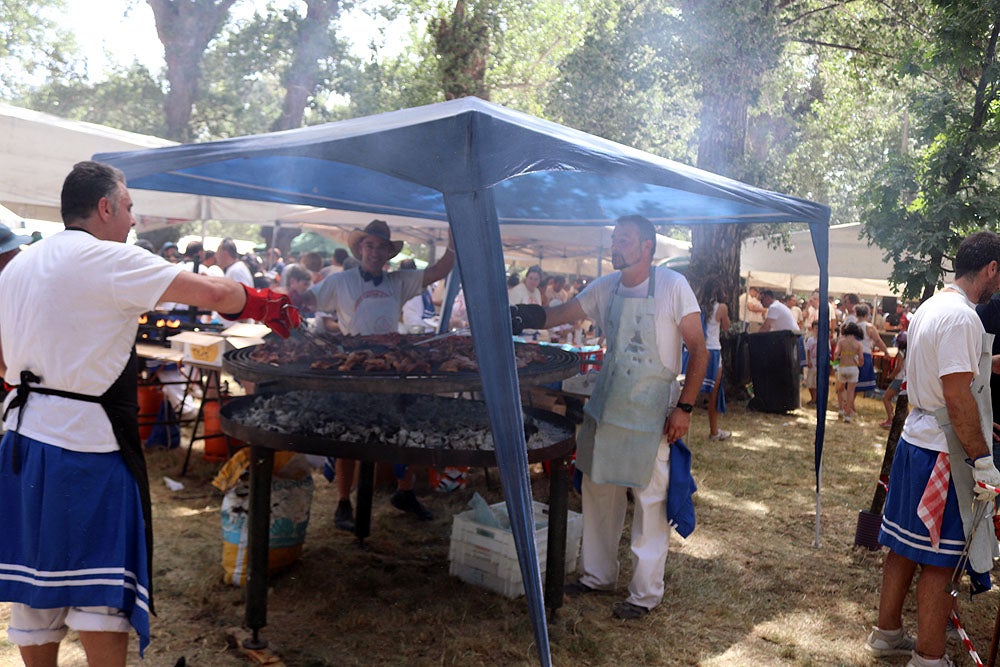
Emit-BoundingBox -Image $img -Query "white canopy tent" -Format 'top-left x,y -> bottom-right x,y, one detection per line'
740,223 -> 900,297
0,103 -> 311,229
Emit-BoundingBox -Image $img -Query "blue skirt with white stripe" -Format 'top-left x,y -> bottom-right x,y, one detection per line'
682,348 -> 726,414
0,432 -> 151,654
879,438 -> 966,567
857,352 -> 877,392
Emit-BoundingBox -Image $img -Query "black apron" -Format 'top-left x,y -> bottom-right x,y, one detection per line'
4,350 -> 155,614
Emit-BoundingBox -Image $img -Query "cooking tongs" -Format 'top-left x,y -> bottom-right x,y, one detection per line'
294,325 -> 329,351
412,328 -> 470,346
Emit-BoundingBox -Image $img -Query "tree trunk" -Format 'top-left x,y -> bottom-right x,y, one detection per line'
148,0 -> 238,141
271,0 -> 339,132
432,0 -> 493,100
680,0 -> 784,398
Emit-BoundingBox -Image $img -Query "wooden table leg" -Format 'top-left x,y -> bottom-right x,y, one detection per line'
355,460 -> 375,543
545,455 -> 570,614
244,445 -> 273,649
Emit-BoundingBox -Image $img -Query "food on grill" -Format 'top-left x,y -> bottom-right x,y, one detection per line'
229,391 -> 570,452
248,332 -> 549,374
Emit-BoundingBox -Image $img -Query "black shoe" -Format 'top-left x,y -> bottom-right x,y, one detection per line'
612,601 -> 650,620
563,581 -> 600,597
390,490 -> 434,521
334,499 -> 355,532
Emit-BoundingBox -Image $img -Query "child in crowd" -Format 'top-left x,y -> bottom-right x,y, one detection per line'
835,322 -> 863,423
803,320 -> 820,407
879,331 -> 907,428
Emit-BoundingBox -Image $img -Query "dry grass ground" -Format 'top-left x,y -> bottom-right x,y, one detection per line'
2,388 -> 999,666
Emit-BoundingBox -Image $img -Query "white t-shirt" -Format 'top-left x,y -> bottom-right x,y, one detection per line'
901,289 -> 983,452
764,301 -> 800,332
0,231 -> 183,452
308,267 -> 424,335
509,283 -> 542,306
705,302 -> 721,350
574,266 -> 700,375
224,260 -> 254,288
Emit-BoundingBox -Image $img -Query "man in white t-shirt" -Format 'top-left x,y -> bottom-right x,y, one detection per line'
758,289 -> 800,333
304,219 -> 455,531
0,161 -> 299,665
867,231 -> 1000,666
216,239 -> 254,288
512,214 -> 706,621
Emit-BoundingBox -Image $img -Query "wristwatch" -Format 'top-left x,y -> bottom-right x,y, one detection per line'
676,402 -> 694,414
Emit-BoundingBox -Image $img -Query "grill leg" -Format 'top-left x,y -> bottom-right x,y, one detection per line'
244,445 -> 273,649
355,460 -> 375,543
545,455 -> 570,616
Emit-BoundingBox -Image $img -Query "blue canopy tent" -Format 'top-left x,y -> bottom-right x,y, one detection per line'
96,97 -> 831,666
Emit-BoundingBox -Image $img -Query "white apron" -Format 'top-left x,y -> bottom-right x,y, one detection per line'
576,270 -> 676,487
934,331 -> 997,572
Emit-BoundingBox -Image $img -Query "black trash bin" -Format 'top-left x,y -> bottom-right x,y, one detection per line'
747,330 -> 801,413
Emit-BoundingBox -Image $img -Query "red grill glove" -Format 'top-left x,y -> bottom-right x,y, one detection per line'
222,284 -> 301,338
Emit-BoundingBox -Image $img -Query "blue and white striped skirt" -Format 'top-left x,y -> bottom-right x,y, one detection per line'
879,438 -> 966,567
682,348 -> 726,414
0,432 -> 151,655
857,352 -> 877,392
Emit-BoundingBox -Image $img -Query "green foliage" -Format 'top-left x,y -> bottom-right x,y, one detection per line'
546,0 -> 698,162
0,0 -> 78,97
17,62 -> 168,136
859,0 -> 1000,299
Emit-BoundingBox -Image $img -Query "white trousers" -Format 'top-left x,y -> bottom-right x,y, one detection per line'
577,438 -> 671,609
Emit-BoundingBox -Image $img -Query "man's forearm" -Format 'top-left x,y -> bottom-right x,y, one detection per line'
679,346 -> 708,405
945,384 -> 990,461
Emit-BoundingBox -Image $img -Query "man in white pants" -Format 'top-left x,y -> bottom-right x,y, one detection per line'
511,214 -> 706,619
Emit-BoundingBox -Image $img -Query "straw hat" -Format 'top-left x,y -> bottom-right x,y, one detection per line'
348,219 -> 404,260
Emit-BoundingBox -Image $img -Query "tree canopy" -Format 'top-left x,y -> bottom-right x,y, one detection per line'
5,0 -> 1000,297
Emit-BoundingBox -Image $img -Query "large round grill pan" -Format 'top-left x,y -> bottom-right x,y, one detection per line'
223,342 -> 580,394
220,391 -> 576,467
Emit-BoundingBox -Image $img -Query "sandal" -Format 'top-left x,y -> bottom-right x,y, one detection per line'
879,420 -> 892,429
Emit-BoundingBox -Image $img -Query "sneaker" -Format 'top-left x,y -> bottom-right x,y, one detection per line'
612,601 -> 650,620
906,652 -> 954,667
390,489 -> 434,521
334,499 -> 355,532
564,581 -> 600,597
709,430 -> 732,441
865,626 -> 916,657
844,415 -> 852,423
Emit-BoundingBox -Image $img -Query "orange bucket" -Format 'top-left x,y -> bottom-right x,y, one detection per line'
202,401 -> 233,462
137,382 -> 163,441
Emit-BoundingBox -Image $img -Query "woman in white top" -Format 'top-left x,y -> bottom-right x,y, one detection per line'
683,276 -> 732,440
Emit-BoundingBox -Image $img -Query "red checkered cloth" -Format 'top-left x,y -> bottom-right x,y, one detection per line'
917,452 -> 951,549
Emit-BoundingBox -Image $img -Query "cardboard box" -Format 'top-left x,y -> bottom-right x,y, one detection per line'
448,500 -> 582,598
169,323 -> 270,368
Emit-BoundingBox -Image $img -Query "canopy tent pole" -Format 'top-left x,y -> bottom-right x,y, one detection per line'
808,221 -> 831,547
444,189 -> 551,667
439,268 -> 461,334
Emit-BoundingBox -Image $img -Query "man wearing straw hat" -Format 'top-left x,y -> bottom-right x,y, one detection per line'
305,219 -> 455,531
868,231 -> 1000,667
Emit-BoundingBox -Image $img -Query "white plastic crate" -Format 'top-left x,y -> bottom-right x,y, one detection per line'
448,500 -> 583,598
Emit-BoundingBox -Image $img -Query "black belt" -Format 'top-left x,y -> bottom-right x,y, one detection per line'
4,370 -> 103,474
